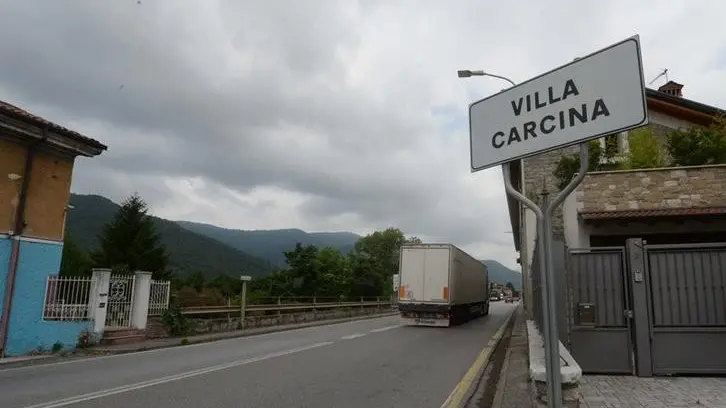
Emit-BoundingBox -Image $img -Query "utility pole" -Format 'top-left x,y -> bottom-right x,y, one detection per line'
240,275 -> 251,329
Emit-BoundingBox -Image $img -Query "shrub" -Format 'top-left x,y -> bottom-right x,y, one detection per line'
552,140 -> 603,190
666,116 -> 726,166
162,296 -> 190,337
621,126 -> 664,169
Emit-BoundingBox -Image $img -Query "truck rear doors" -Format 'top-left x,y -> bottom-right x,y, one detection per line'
399,245 -> 450,303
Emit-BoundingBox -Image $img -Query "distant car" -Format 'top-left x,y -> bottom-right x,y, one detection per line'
505,296 -> 513,303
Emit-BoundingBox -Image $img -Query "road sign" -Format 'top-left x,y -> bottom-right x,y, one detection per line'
469,35 -> 648,172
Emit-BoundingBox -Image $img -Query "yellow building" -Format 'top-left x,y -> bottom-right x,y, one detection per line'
0,100 -> 106,356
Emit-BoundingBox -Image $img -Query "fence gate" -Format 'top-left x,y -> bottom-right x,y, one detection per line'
567,247 -> 633,374
644,242 -> 726,375
105,275 -> 136,328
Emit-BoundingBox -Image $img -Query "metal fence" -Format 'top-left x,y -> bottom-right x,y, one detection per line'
148,280 -> 171,316
647,243 -> 726,327
42,275 -> 95,321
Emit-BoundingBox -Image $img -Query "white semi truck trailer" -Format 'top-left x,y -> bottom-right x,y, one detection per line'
397,243 -> 490,327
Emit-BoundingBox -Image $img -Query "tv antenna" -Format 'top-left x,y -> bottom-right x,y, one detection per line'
648,68 -> 669,86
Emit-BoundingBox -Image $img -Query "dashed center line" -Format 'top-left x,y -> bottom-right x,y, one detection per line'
369,325 -> 401,333
339,325 -> 401,340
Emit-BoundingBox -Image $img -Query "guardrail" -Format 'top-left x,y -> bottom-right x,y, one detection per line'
181,300 -> 394,316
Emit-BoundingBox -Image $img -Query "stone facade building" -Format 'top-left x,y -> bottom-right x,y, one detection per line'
505,81 -> 725,315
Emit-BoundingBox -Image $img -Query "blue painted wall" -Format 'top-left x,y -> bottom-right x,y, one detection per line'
0,237 -> 10,320
4,239 -> 92,356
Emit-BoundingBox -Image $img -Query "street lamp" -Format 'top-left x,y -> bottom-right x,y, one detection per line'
458,68 -> 563,408
456,70 -> 516,87
240,275 -> 252,329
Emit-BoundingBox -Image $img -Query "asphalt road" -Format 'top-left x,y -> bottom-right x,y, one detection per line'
0,302 -> 517,408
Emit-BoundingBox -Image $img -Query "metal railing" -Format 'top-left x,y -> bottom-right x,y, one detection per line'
43,275 -> 95,321
181,297 -> 394,316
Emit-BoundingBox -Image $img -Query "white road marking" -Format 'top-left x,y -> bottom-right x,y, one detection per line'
1,314 -> 398,372
21,342 -> 334,408
340,333 -> 366,340
369,325 -> 401,333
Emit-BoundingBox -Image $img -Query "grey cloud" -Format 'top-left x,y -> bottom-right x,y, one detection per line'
2,0 -> 724,268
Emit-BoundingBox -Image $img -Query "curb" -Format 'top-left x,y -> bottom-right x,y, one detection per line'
0,311 -> 399,369
440,307 -> 517,408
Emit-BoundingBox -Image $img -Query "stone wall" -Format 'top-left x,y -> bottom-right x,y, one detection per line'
148,306 -> 393,338
522,145 -> 578,240
582,164 -> 726,212
521,121 -> 684,238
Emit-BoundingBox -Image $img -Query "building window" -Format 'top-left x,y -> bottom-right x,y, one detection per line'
604,134 -> 619,158
598,132 -> 629,165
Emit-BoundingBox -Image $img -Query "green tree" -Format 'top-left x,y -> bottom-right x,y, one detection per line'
622,126 -> 665,169
251,268 -> 296,298
553,140 -> 603,190
314,247 -> 352,298
181,270 -> 206,292
347,228 -> 419,297
91,193 -> 170,280
207,274 -> 241,298
406,236 -> 423,244
666,116 -> 726,166
59,233 -> 92,276
283,243 -> 320,297
505,282 -> 514,291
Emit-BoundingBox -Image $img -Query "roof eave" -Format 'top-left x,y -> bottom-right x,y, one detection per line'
504,160 -> 522,251
0,113 -> 107,157
645,88 -> 724,117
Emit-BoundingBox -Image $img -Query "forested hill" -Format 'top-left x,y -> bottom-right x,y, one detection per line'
66,194 -> 358,277
176,221 -> 359,267
481,260 -> 522,290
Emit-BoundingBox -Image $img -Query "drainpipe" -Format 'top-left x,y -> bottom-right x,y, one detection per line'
0,130 -> 47,357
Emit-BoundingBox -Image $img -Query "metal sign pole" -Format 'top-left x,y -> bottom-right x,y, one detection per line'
502,142 -> 589,408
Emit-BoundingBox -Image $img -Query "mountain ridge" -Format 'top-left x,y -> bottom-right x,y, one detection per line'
176,220 -> 359,267
67,194 -> 274,277
481,260 -> 522,290
66,194 -> 522,286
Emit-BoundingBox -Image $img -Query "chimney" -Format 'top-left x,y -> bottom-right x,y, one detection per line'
658,81 -> 684,98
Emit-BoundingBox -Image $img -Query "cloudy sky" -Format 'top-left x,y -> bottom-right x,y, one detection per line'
1,1 -> 725,269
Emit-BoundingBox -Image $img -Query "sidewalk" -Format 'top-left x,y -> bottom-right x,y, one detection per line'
484,306 -> 726,408
0,355 -> 55,367
580,375 -> 726,408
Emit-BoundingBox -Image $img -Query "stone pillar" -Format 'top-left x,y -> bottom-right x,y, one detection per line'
91,268 -> 112,334
131,271 -> 152,330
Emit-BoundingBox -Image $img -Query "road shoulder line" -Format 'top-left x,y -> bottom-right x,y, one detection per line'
0,312 -> 398,372
440,309 -> 516,408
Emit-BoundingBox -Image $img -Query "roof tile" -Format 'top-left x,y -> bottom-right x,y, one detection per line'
580,207 -> 726,220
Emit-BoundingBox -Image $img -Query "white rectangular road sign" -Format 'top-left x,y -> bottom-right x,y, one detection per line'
469,35 -> 648,172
